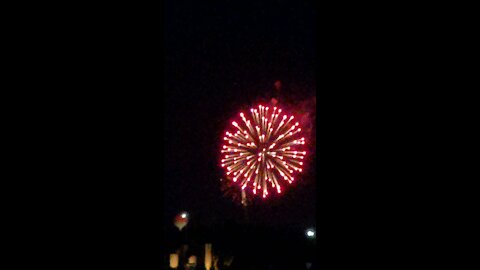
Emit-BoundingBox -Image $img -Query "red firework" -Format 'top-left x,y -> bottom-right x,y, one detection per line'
220,104 -> 307,198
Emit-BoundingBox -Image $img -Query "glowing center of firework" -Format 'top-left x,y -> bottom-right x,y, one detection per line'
221,104 -> 307,198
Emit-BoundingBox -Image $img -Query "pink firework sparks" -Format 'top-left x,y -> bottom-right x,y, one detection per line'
220,104 -> 307,198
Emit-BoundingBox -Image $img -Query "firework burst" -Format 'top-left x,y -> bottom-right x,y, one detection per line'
220,104 -> 307,198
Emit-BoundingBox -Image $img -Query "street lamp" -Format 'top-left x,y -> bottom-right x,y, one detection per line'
306,228 -> 316,239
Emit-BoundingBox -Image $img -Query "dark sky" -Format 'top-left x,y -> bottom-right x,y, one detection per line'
164,0 -> 316,230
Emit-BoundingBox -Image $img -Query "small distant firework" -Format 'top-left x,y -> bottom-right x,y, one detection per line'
220,104 -> 307,198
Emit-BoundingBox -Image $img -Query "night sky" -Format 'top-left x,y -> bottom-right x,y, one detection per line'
7,2 -> 448,269
164,0 -> 316,232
